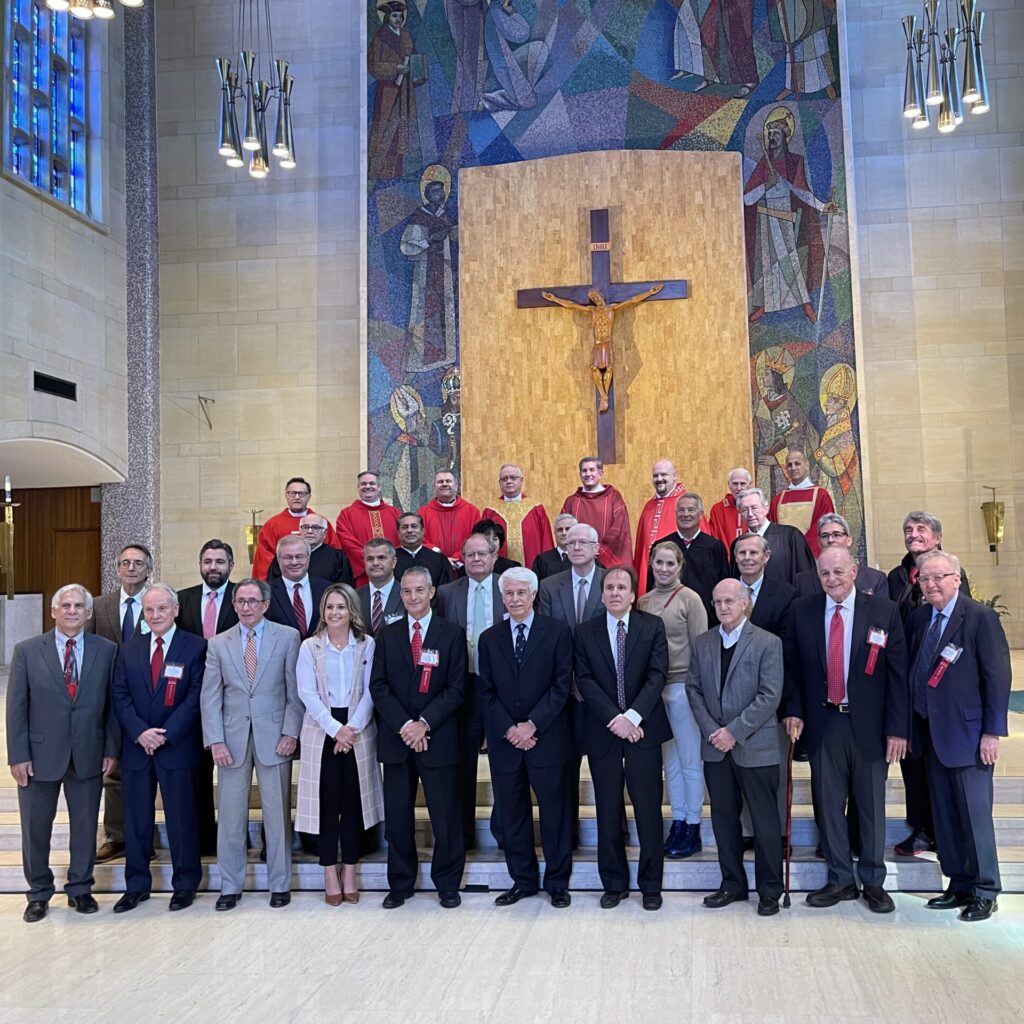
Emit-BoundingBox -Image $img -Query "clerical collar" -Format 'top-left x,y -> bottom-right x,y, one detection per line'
582,485 -> 606,494
288,508 -> 307,518
436,498 -> 457,507
502,494 -> 522,502
361,498 -> 381,507
789,478 -> 812,489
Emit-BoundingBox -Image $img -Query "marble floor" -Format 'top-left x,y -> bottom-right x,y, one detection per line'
0,890 -> 1021,1024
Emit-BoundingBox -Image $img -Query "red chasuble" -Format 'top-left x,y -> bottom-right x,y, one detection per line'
560,486 -> 633,566
708,494 -> 744,549
252,507 -> 341,580
419,496 -> 482,561
335,499 -> 401,587
768,485 -> 834,558
482,499 -> 554,568
633,484 -> 686,596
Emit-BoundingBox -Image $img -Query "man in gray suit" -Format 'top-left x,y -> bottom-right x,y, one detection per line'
200,578 -> 303,910
87,542 -> 151,863
687,578 -> 785,916
7,585 -> 120,922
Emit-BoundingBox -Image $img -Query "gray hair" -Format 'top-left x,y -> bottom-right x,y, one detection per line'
676,492 -> 704,514
399,566 -> 433,589
51,583 -> 94,613
903,511 -> 943,536
567,523 -> 599,544
143,581 -> 179,606
276,534 -> 311,557
917,549 -> 961,574
817,513 -> 850,537
364,537 -> 396,557
737,487 -> 768,505
233,577 -> 271,602
727,467 -> 752,483
734,532 -> 770,556
499,566 -> 538,594
553,513 -> 577,528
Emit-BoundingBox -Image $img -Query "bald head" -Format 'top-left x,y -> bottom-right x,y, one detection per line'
712,578 -> 750,631
652,459 -> 677,497
817,546 -> 858,603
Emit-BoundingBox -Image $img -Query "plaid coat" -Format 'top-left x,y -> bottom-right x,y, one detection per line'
295,633 -> 384,833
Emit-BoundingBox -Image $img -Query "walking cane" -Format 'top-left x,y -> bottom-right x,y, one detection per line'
783,735 -> 795,908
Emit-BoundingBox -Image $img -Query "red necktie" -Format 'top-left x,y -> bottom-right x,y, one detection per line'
411,620 -> 422,665
63,638 -> 78,701
908,567 -> 919,586
826,606 -> 845,704
202,592 -> 218,639
151,636 -> 164,690
292,583 -> 308,638
371,590 -> 383,636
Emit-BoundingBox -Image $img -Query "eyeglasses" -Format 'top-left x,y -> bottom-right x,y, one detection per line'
234,597 -> 268,608
299,524 -> 325,531
118,559 -> 147,569
819,531 -> 849,541
285,490 -> 310,498
918,572 -> 958,585
280,554 -> 307,562
565,539 -> 596,548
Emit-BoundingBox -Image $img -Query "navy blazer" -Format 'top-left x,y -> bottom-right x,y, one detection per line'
783,590 -> 909,760
749,577 -> 796,644
573,609 -> 670,758
907,595 -> 1011,769
176,581 -> 239,637
478,614 -> 573,770
266,576 -> 330,636
112,629 -> 207,771
369,615 -> 466,768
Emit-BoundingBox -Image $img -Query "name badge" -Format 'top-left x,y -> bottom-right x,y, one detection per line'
940,644 -> 962,664
164,663 -> 185,680
868,629 -> 888,648
419,649 -> 440,667
384,612 -> 403,626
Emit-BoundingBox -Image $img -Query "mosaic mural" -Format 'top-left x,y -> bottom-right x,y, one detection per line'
366,0 -> 864,547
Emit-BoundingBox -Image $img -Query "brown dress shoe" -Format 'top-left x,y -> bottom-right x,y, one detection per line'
342,891 -> 360,904
96,841 -> 126,863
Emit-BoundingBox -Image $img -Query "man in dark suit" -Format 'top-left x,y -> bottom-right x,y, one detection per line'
794,514 -> 887,597
783,547 -> 909,913
733,488 -> 814,586
265,535 -> 330,639
908,550 -> 1011,922
175,537 -> 237,855
111,584 -> 208,913
7,585 -> 120,922
887,510 -> 972,858
531,513 -> 577,582
687,580 -> 784,916
86,542 -> 151,864
575,564 -> 670,910
436,533 -> 505,849
267,513 -> 354,585
478,567 -> 574,907
357,538 -> 403,636
395,512 -> 453,589
651,493 -> 730,624
369,566 -> 467,908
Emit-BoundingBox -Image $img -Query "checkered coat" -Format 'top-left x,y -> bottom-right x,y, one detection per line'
295,633 -> 384,833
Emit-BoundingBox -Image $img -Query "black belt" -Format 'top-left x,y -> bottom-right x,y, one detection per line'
823,701 -> 851,714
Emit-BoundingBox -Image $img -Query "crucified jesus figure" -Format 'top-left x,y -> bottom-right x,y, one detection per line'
541,285 -> 664,413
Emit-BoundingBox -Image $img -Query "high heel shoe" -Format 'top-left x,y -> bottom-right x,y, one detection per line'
324,892 -> 344,906
342,890 -> 359,904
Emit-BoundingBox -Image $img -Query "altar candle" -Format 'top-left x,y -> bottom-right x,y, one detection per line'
3,476 -> 9,502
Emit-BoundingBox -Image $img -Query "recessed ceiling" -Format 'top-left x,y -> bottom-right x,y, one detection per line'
0,438 -> 124,489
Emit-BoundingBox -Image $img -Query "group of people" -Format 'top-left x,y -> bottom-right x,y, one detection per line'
5,455 -> 1012,924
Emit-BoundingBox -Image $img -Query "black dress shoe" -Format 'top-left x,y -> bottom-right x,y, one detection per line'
600,890 -> 629,909
862,886 -> 895,914
67,894 -> 99,914
215,894 -> 241,912
269,891 -> 291,908
642,893 -> 663,911
703,889 -> 749,908
23,900 -> 48,923
382,890 -> 414,909
757,896 -> 780,917
494,886 -> 537,906
114,892 -> 150,914
438,890 -> 461,908
894,828 -> 936,857
741,836 -> 755,852
806,883 -> 859,908
926,888 -> 973,910
549,889 -> 571,908
960,897 -> 998,922
168,891 -> 196,911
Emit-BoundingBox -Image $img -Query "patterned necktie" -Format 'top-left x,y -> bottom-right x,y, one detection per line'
826,606 -> 845,704
371,590 -> 383,636
615,619 -> 627,711
515,622 -> 527,664
151,636 -> 164,690
575,578 -> 587,625
202,592 -> 218,639
744,585 -> 754,620
470,583 -> 486,673
292,583 -> 308,638
411,619 -> 422,666
911,612 -> 945,718
244,628 -> 257,686
63,637 -> 78,700
121,597 -> 135,642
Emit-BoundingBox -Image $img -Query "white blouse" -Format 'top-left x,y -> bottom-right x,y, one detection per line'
296,633 -> 376,739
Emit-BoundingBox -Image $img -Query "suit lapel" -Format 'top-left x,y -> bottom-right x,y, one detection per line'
814,594 -> 828,679
517,617 -> 539,669
585,570 -> 605,619
80,632 -> 98,693
252,623 -> 277,689
723,626 -> 752,692
850,592 -> 869,675
225,625 -> 247,686
42,633 -> 72,701
217,583 -> 236,631
597,616 -> 616,677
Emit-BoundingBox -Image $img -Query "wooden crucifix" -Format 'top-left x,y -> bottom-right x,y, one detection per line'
516,209 -> 688,464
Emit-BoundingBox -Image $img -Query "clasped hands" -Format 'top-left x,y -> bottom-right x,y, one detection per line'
138,727 -> 167,756
505,722 -> 536,751
709,727 -> 736,753
333,725 -> 358,755
608,715 -> 643,743
400,719 -> 429,753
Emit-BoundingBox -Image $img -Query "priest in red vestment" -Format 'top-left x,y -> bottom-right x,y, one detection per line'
634,459 -> 689,597
481,463 -> 553,569
335,470 -> 401,587
767,448 -> 834,558
707,467 -> 752,549
560,456 -> 632,566
418,470 -> 481,568
252,477 -> 340,579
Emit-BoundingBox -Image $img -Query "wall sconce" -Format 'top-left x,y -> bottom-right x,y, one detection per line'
980,486 -> 1004,564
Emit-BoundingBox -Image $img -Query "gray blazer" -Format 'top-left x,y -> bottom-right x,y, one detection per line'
537,566 -> 606,625
200,620 -> 303,767
436,573 -> 505,632
6,630 -> 120,780
686,621 -> 783,767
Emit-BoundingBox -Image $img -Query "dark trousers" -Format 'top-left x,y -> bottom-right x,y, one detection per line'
458,673 -> 483,847
491,757 -> 572,893
900,751 -> 935,838
102,764 -> 124,843
588,742 -> 663,894
122,761 -> 202,894
382,755 -> 464,894
808,712 -> 887,888
19,763 -> 102,902
705,755 -> 783,899
196,747 -> 218,854
920,717 -> 1000,899
318,708 -> 366,866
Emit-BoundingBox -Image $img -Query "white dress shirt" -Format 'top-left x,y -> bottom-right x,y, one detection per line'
510,612 -> 533,655
719,618 -> 746,649
202,581 -> 229,616
605,611 -> 642,726
296,634 -> 376,738
239,619 -> 265,659
54,630 -> 84,674
120,588 -> 150,635
466,575 -> 495,637
150,625 -> 176,660
369,577 -> 396,613
824,588 -> 857,701
286,575 -> 312,625
571,564 -> 597,606
408,610 -> 432,642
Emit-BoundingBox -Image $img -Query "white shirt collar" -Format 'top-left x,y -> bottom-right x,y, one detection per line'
409,610 -> 432,636
719,618 -> 746,645
789,477 -> 813,489
571,564 -> 596,586
606,611 -> 630,632
151,625 -> 176,651
203,581 -> 229,600
827,588 -> 857,615
285,574 -> 309,590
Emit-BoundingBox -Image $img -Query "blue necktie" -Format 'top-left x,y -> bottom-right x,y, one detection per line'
911,612 -> 944,718
121,597 -> 135,642
514,623 -> 527,664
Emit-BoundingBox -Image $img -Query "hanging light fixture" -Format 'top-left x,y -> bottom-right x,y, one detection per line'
215,0 -> 297,179
899,0 -> 994,134
46,0 -> 143,19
